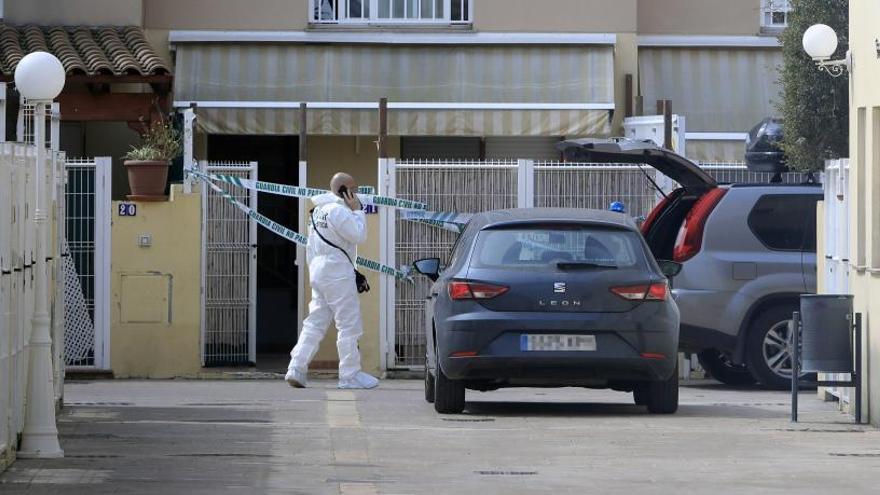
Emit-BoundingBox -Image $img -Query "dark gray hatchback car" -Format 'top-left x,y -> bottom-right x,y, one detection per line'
413,208 -> 681,415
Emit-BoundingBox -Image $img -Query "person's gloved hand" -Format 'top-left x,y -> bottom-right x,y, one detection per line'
343,190 -> 362,211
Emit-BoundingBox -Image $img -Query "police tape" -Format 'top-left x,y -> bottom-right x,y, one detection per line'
400,209 -> 472,226
196,176 -> 413,282
406,218 -> 465,233
189,170 -> 428,211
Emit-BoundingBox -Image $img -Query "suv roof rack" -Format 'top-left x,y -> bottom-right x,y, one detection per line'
729,182 -> 822,188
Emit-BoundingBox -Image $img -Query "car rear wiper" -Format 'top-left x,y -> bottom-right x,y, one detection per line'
556,262 -> 618,270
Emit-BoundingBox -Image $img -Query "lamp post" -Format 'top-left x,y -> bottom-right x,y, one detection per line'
15,51 -> 66,459
802,23 -> 851,78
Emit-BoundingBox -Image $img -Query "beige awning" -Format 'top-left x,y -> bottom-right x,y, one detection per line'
639,47 -> 782,133
686,139 -> 747,163
174,43 -> 615,136
194,106 -> 611,136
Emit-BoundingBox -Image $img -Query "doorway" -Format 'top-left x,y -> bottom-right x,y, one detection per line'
208,135 -> 300,371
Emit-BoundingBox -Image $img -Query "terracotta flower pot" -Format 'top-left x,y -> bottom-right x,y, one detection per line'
124,160 -> 170,201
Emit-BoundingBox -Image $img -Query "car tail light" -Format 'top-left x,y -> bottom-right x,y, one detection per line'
640,352 -> 667,360
640,191 -> 675,235
610,282 -> 669,301
672,188 -> 727,262
450,351 -> 479,358
448,281 -> 509,300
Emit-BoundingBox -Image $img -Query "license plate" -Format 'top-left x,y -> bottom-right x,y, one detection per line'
520,334 -> 597,352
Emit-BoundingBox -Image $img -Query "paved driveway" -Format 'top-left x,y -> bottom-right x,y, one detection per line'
1,379 -> 878,494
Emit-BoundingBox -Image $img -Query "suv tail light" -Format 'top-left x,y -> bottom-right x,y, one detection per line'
610,282 -> 669,301
673,188 -> 727,262
448,281 -> 509,300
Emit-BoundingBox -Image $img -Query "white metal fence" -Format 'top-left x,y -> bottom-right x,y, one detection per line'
380,158 -> 811,369
201,161 -> 258,366
1,142 -> 66,470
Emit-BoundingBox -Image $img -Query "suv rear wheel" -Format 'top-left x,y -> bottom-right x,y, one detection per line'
745,304 -> 813,389
698,349 -> 757,386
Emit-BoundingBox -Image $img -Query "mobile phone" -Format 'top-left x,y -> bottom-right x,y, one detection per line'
338,185 -> 349,198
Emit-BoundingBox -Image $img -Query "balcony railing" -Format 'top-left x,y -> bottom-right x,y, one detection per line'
311,0 -> 472,25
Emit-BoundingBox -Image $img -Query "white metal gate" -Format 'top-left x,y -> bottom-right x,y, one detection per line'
380,158 -> 811,370
201,161 -> 258,366
821,158 -> 851,404
1,142 -> 68,464
63,157 -> 112,369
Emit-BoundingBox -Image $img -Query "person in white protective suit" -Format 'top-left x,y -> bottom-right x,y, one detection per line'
285,172 -> 380,390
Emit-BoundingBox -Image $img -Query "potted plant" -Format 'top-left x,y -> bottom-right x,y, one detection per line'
123,120 -> 182,201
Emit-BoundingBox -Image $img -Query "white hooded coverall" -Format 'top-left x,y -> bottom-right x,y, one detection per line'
289,192 -> 368,381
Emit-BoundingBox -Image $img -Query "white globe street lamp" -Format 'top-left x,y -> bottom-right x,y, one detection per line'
14,51 -> 66,101
802,24 -> 839,61
15,51 -> 65,459
802,24 -> 851,78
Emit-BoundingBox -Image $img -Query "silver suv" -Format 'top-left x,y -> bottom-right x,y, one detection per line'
560,139 -> 821,389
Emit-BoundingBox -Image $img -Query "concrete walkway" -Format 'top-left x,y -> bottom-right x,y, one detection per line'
1,379 -> 878,494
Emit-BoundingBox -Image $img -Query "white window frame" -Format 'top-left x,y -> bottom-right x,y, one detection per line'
761,0 -> 791,28
310,0 -> 473,25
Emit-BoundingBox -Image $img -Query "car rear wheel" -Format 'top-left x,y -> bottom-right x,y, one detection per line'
697,349 -> 757,386
745,305 -> 814,390
424,357 -> 435,404
632,386 -> 648,406
644,367 -> 679,414
434,363 -> 465,414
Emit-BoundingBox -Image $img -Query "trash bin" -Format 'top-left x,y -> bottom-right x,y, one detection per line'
800,294 -> 854,373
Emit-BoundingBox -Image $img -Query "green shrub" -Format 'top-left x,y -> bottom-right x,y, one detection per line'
777,0 -> 849,172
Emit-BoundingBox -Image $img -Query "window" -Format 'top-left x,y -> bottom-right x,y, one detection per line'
311,0 -> 471,24
470,226 -> 645,270
446,224 -> 470,266
761,0 -> 791,28
748,194 -> 820,252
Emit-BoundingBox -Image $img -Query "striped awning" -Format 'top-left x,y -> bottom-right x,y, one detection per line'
686,139 -> 747,163
639,47 -> 782,133
174,43 -> 615,136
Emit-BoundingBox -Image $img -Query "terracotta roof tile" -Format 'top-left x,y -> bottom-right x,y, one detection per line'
0,24 -> 170,77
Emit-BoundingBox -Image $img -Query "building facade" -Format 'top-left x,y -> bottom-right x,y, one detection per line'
2,0 -> 791,376
847,0 -> 879,426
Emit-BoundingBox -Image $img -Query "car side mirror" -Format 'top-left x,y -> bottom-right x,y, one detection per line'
413,258 -> 442,282
657,260 -> 683,278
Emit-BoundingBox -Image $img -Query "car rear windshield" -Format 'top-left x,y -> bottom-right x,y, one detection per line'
469,224 -> 647,270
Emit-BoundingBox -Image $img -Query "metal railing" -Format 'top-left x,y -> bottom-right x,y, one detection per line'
310,0 -> 472,24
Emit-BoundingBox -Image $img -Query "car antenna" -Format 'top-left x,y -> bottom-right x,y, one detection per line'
635,161 -> 669,200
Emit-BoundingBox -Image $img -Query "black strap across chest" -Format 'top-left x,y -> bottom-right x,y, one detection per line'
310,208 -> 354,267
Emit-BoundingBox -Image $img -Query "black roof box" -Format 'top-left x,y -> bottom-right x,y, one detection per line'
745,118 -> 787,174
